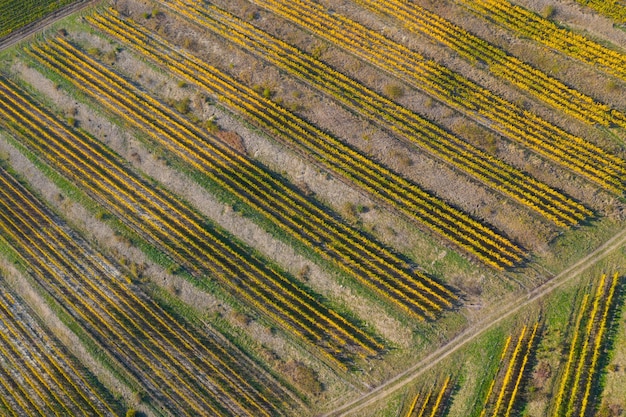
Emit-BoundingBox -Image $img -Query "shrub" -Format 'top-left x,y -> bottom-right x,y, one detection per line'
383,83 -> 404,100
542,5 -> 556,19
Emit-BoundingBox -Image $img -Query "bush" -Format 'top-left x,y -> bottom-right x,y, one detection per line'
175,97 -> 190,114
383,83 -> 404,100
542,5 -> 556,19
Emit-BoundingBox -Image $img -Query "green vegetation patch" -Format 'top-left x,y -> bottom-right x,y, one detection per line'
0,0 -> 77,38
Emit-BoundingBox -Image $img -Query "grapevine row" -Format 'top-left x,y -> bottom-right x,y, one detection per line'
149,3 -> 590,229
355,0 -> 626,129
28,33 -> 460,320
247,0 -> 626,192
85,11 -> 523,269
457,0 -> 626,84
574,0 -> 626,23
552,273 -> 620,417
0,0 -> 75,38
481,323 -> 539,417
1,70 -> 381,373
405,376 -> 452,417
0,82 -> 290,416
22,41 -> 422,348
0,282 -> 121,416
0,166 -> 234,415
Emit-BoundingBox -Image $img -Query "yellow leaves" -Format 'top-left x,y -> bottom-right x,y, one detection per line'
552,273 -> 620,416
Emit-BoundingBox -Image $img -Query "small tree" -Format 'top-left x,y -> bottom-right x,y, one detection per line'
542,5 -> 556,19
383,83 -> 404,100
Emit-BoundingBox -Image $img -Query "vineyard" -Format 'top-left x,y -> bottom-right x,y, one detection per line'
479,323 -> 540,417
404,376 -> 453,417
0,279 -> 123,416
457,0 -> 626,81
551,273 -> 620,417
0,0 -> 625,415
0,0 -> 76,38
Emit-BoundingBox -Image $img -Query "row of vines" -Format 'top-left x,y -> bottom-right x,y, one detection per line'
25,33 -> 459,323
246,0 -> 626,193
85,8 -> 523,269
457,0 -> 626,81
0,278 -> 123,416
552,273 -> 620,417
0,76 -> 296,415
355,0 -> 626,129
150,1 -> 590,229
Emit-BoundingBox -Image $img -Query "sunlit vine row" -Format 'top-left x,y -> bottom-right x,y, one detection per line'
88,11 -> 523,269
151,3 -> 591,229
574,0 -> 626,23
481,323 -> 539,417
0,167 -> 225,415
404,376 -> 452,417
0,81 -> 291,416
51,21 -> 460,318
552,273 -> 620,417
457,0 -> 626,83
0,284 -> 119,416
248,0 -> 626,192
0,0 -> 75,38
2,70 -> 381,373
356,0 -> 626,129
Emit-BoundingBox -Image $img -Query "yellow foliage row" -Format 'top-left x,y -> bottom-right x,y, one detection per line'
157,3 -> 591,229
481,323 -> 539,417
405,375 -> 451,417
0,77 -> 284,415
462,0 -> 626,82
552,273 -> 619,417
0,163 -> 223,414
89,13 -> 474,321
88,9 -> 460,320
248,0 -> 626,192
27,38 -> 386,367
0,288 -> 112,415
95,7 -> 522,270
358,0 -> 624,129
575,0 -> 626,24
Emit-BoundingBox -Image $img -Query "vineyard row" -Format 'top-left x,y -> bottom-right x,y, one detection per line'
27,35 -> 459,322
355,0 -> 626,129
247,0 -> 626,192
0,77 -> 290,416
87,9 -> 524,269
458,0 -> 626,82
149,2 -> 590,229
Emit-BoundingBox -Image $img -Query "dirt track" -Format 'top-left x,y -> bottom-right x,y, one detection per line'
324,225 -> 626,417
0,0 -> 99,52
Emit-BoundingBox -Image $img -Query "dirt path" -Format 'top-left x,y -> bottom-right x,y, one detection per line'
324,224 -> 626,416
0,0 -> 100,52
